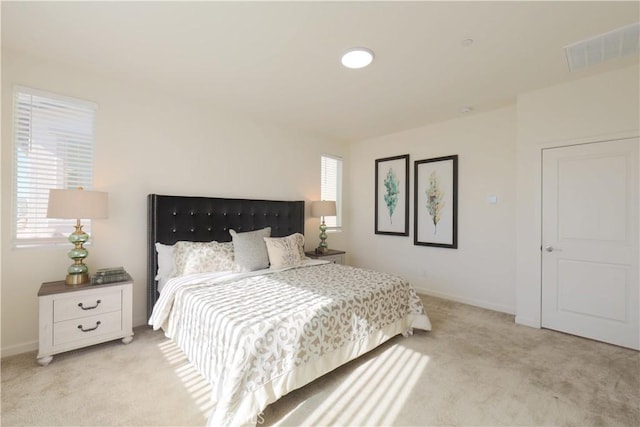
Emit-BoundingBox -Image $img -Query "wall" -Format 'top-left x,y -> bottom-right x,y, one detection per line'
1,50 -> 348,356
3,52 -> 637,358
515,64 -> 640,327
348,106 -> 517,314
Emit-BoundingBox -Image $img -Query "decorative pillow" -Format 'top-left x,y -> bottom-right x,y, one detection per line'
229,227 -> 271,272
293,233 -> 306,259
155,242 -> 175,281
264,233 -> 305,269
173,241 -> 235,276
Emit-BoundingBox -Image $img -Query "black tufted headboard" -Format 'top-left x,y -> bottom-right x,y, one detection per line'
147,194 -> 305,319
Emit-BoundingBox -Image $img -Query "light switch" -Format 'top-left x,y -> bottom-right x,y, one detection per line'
487,195 -> 498,204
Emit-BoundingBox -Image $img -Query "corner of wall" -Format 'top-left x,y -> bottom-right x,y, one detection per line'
515,64 -> 639,330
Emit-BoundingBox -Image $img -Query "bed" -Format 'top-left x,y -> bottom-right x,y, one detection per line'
147,194 -> 431,426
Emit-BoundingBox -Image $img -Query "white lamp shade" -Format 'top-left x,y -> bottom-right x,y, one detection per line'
311,200 -> 337,217
47,188 -> 108,220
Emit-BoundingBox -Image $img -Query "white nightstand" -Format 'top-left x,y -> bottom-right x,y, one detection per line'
37,278 -> 134,366
305,249 -> 346,265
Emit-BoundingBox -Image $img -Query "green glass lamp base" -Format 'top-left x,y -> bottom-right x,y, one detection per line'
317,219 -> 329,254
65,221 -> 91,286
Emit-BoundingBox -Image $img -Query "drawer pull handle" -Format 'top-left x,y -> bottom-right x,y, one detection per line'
78,300 -> 101,310
78,321 -> 101,332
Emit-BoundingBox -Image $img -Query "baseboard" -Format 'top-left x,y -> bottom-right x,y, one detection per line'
1,340 -> 38,359
515,315 -> 541,329
134,315 -> 149,329
1,298 -> 527,358
415,286 -> 516,315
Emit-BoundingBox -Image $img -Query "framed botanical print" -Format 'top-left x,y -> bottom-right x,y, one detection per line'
375,154 -> 409,236
414,155 -> 458,248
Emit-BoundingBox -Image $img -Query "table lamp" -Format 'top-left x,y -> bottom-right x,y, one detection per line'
311,200 -> 337,254
47,188 -> 108,285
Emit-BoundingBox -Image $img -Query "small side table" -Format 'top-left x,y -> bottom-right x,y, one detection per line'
305,249 -> 346,265
37,279 -> 134,366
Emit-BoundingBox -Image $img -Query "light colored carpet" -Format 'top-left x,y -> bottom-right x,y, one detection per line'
1,295 -> 638,426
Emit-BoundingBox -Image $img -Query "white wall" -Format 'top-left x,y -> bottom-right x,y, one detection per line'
348,106 -> 517,314
515,64 -> 640,327
3,50 -> 637,358
1,50 -> 348,356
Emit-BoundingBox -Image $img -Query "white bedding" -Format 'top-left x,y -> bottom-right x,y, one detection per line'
149,261 -> 431,426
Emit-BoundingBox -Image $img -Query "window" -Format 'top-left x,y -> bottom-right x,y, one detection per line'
321,154 -> 343,230
13,86 -> 97,248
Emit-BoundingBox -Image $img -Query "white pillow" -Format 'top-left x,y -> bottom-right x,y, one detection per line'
173,241 -> 235,276
264,233 -> 305,270
229,227 -> 271,272
155,242 -> 175,281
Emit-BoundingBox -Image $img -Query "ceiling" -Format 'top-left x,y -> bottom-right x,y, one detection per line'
2,1 -> 639,142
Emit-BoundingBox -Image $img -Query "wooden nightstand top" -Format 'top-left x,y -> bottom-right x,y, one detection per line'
305,249 -> 346,257
38,275 -> 133,297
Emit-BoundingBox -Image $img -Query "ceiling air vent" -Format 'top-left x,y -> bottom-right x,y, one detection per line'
564,22 -> 639,72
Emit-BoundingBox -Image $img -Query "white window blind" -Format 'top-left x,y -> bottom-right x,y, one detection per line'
13,86 -> 97,247
321,154 -> 342,230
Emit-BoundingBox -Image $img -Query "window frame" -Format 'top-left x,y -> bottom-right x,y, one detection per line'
12,86 -> 98,248
320,154 -> 343,231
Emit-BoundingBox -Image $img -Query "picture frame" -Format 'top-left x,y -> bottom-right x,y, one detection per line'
375,154 -> 410,236
414,155 -> 458,248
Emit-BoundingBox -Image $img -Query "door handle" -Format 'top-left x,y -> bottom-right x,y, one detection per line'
544,245 -> 562,252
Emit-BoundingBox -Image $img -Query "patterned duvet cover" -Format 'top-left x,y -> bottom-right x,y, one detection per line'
149,261 -> 431,426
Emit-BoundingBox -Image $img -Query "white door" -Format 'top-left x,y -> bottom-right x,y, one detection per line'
541,138 -> 639,350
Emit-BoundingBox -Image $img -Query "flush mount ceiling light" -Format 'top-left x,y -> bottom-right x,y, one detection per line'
341,47 -> 374,69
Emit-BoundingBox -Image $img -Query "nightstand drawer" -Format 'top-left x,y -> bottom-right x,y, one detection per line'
53,289 -> 122,322
305,249 -> 346,265
320,254 -> 344,264
53,311 -> 122,346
